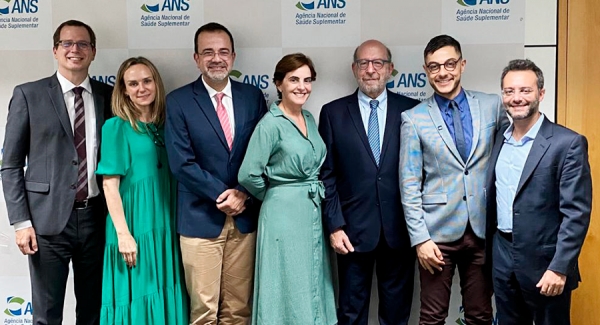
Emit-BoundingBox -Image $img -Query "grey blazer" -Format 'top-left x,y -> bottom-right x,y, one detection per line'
2,74 -> 113,235
399,90 -> 509,246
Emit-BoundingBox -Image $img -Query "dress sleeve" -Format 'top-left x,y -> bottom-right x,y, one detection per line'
238,121 -> 276,201
96,117 -> 131,177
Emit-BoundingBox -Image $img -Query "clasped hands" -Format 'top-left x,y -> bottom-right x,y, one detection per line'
216,189 -> 247,216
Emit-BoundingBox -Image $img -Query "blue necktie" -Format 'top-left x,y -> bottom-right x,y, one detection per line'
450,100 -> 468,162
368,99 -> 380,165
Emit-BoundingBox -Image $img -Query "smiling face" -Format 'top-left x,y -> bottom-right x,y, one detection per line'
502,70 -> 545,121
352,40 -> 393,99
193,30 -> 236,90
424,45 -> 465,99
123,63 -> 156,112
53,26 -> 96,80
276,65 -> 313,110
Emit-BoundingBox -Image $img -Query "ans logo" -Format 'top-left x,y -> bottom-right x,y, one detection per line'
0,0 -> 39,16
457,0 -> 509,6
230,70 -> 270,90
91,75 -> 116,86
295,0 -> 346,11
141,0 -> 189,13
4,296 -> 32,317
386,69 -> 427,89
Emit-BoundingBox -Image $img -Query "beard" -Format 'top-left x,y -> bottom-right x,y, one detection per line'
357,79 -> 386,98
204,63 -> 230,82
507,98 -> 539,120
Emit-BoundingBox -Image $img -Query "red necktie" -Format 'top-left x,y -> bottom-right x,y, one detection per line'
215,92 -> 233,149
72,87 -> 88,201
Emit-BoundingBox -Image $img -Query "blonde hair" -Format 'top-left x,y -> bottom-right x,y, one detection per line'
111,57 -> 166,131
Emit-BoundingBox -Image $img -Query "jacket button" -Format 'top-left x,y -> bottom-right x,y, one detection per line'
462,196 -> 466,201
72,160 -> 77,165
464,170 -> 469,175
378,177 -> 381,181
70,184 -> 76,189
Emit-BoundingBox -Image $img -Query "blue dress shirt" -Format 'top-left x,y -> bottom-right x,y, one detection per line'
434,89 -> 473,158
495,113 -> 545,232
358,90 -> 387,151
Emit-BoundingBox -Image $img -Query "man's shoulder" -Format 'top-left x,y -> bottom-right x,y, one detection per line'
167,80 -> 196,99
388,91 -> 421,111
15,75 -> 55,92
90,78 -> 113,94
230,78 -> 263,97
464,89 -> 501,102
321,93 -> 355,112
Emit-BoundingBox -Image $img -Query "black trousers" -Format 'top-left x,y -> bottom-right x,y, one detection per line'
29,201 -> 105,325
492,232 -> 572,325
336,236 -> 415,325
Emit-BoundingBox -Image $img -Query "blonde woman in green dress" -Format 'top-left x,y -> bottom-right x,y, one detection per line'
239,53 -> 337,325
97,57 -> 188,324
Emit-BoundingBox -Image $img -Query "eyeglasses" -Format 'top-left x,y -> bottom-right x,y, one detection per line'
501,88 -> 535,97
55,40 -> 94,50
199,50 -> 232,60
145,123 -> 165,147
354,59 -> 391,70
425,57 -> 462,73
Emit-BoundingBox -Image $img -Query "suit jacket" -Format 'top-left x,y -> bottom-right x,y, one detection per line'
319,89 -> 420,252
400,90 -> 509,246
165,77 -> 267,238
485,117 -> 592,290
1,74 -> 113,235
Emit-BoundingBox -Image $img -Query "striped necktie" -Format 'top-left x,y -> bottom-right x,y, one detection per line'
368,99 -> 380,165
215,92 -> 233,149
72,86 -> 88,201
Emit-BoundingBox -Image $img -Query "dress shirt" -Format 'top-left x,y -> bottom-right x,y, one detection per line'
14,71 -> 100,231
202,76 -> 235,139
495,113 -> 544,232
434,89 -> 473,157
358,90 -> 387,151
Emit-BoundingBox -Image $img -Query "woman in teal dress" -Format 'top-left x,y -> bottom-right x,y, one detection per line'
238,53 -> 337,325
97,57 -> 188,324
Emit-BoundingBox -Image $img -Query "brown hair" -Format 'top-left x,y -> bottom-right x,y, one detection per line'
111,57 -> 166,131
53,20 -> 96,49
273,53 -> 317,99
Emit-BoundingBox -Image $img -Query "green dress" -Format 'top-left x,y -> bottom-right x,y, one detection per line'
97,117 -> 188,325
239,102 -> 337,325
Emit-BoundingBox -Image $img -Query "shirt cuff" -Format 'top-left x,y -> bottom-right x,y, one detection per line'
14,220 -> 32,231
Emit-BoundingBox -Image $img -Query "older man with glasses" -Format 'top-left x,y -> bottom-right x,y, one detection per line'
399,34 -> 509,325
319,39 -> 420,325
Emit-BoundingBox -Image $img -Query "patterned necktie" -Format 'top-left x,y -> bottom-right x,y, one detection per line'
367,99 -> 380,165
72,87 -> 88,201
450,100 -> 468,162
215,92 -> 233,149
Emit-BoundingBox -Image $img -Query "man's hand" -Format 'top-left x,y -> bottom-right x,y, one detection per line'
330,228 -> 354,255
15,227 -> 38,255
216,189 -> 247,216
416,239 -> 444,274
536,270 -> 566,296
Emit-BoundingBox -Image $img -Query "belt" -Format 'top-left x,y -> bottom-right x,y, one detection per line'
269,180 -> 324,207
497,230 -> 513,242
73,196 -> 101,210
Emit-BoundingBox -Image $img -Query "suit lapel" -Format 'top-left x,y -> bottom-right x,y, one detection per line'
426,97 -> 464,165
488,126 -> 506,187
466,92 -> 481,164
90,80 -> 106,142
47,74 -> 74,142
231,82 -> 247,157
379,91 -> 399,165
347,92 -> 378,166
515,117 -> 552,196
193,78 -> 230,152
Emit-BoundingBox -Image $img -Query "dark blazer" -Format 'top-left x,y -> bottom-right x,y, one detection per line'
165,77 -> 267,238
319,90 -> 420,252
485,116 -> 592,290
1,74 -> 112,235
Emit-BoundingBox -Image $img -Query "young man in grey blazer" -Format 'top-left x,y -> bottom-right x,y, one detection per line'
2,20 -> 112,324
399,35 -> 509,325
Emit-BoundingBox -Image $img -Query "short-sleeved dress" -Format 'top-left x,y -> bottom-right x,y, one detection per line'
97,117 -> 188,325
238,102 -> 337,325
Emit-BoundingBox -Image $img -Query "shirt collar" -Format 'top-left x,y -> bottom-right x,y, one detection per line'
358,89 -> 387,110
56,70 -> 92,95
503,112 -> 545,141
202,76 -> 232,100
434,88 -> 467,113
269,100 -> 310,118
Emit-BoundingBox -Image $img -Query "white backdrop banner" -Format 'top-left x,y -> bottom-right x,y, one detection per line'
0,0 -> 524,324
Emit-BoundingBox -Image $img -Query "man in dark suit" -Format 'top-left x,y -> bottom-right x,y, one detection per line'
486,59 -> 592,325
2,20 -> 112,324
319,39 -> 419,325
165,22 -> 267,324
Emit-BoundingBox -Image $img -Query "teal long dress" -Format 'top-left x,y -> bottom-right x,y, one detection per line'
96,117 -> 188,325
239,102 -> 337,325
